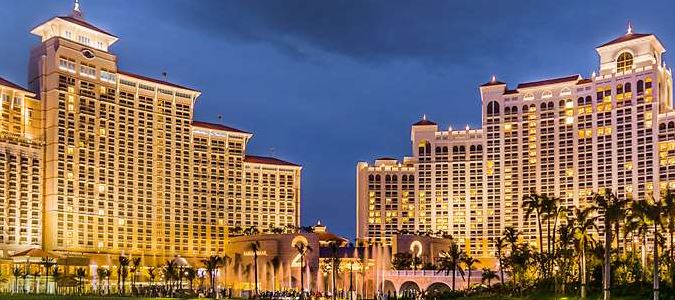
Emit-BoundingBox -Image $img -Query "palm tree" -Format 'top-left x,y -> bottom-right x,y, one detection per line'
118,255 -> 130,295
12,267 -> 22,294
437,242 -> 465,291
569,206 -> 598,300
185,267 -> 196,291
462,255 -> 480,290
40,256 -> 56,293
626,201 -> 652,269
75,267 -> 86,294
250,241 -> 262,296
97,267 -> 111,295
294,242 -> 313,298
662,189 -> 675,260
164,259 -> 177,293
200,255 -> 222,296
481,267 -> 499,287
130,257 -> 141,294
595,188 -> 627,300
495,237 -> 507,286
327,240 -> 342,300
147,267 -> 157,294
523,192 -> 546,254
638,195 -> 666,300
51,266 -> 60,295
503,226 -> 520,253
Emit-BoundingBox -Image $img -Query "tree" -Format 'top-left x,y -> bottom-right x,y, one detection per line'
462,255 -> 480,290
185,267 -> 196,291
294,242 -> 313,298
569,206 -> 598,300
637,195 -> 666,300
147,267 -> 157,294
481,267 -> 499,287
97,267 -> 111,294
118,255 -> 130,295
51,266 -> 60,295
12,267 -> 22,294
250,241 -> 262,296
75,267 -> 86,294
436,242 -> 465,291
595,188 -> 627,300
495,237 -> 507,286
391,253 -> 414,270
130,257 -> 141,295
327,240 -> 343,300
523,192 -> 547,254
40,256 -> 56,294
662,189 -> 675,260
626,201 -> 652,270
200,255 -> 222,297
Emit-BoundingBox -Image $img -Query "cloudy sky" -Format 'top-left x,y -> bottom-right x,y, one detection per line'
2,0 -> 675,238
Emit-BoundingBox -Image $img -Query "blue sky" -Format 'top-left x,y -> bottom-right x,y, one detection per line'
2,0 -> 675,238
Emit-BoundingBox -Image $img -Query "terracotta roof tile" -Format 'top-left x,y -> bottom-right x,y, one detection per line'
244,155 -> 300,167
599,33 -> 652,48
192,120 -> 250,134
517,74 -> 581,89
412,119 -> 437,126
118,70 -> 199,92
0,76 -> 33,94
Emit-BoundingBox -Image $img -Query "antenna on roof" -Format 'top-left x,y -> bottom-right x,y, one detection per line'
627,21 -> 633,35
491,74 -> 496,83
72,0 -> 83,18
422,114 -> 427,120
162,72 -> 168,81
217,115 -> 223,123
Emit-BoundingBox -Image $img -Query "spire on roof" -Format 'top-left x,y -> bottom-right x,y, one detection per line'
491,74 -> 496,83
422,114 -> 427,121
627,21 -> 633,35
72,0 -> 83,19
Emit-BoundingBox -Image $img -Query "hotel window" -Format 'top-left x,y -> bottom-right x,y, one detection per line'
80,64 -> 96,79
59,57 -> 76,73
100,70 -> 117,83
78,35 -> 91,46
616,52 -> 633,73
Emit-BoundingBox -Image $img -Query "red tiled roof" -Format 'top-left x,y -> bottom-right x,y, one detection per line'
480,80 -> 506,87
118,70 -> 199,92
0,76 -> 33,94
57,15 -> 118,38
244,155 -> 300,167
599,33 -> 652,48
413,119 -> 437,126
192,120 -> 250,134
577,78 -> 593,85
517,74 -> 581,89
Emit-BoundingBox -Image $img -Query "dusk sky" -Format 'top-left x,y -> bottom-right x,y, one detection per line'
2,0 -> 675,238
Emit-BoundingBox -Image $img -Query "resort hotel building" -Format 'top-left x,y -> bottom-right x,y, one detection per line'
357,25 -> 675,262
0,2 -> 301,273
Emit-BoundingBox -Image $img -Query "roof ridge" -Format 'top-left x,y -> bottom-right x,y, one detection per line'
118,70 -> 199,92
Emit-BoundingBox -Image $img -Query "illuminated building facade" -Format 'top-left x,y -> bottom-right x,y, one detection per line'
0,78 -> 43,272
0,3 -> 301,268
357,27 -> 675,261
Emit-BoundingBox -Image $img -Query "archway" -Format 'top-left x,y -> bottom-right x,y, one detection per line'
426,282 -> 451,295
382,280 -> 396,296
399,281 -> 421,299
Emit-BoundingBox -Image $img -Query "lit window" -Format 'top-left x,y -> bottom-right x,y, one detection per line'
80,64 -> 96,78
617,52 -> 633,73
100,70 -> 117,83
59,58 -> 76,73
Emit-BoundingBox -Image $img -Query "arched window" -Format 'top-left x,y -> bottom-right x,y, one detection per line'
392,175 -> 397,181
487,101 -> 500,116
512,106 -> 518,114
375,175 -> 381,181
368,175 -> 374,181
637,80 -> 644,95
661,123 -> 667,131
577,97 -> 585,106
505,106 -> 511,115
540,102 -> 547,110
385,175 -> 391,182
585,96 -> 592,104
670,121 -> 675,129
624,82 -> 632,93
617,52 -> 633,73
548,102 -> 554,110
616,84 -> 623,94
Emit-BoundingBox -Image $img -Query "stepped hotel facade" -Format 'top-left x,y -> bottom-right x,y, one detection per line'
0,4 -> 301,271
357,26 -> 675,262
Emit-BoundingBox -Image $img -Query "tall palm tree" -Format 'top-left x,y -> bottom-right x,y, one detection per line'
626,201 -> 652,269
503,226 -> 520,253
185,267 -> 196,291
51,266 -> 60,295
436,242 -> 465,291
118,255 -> 130,295
595,188 -> 628,300
294,242 -> 313,298
569,206 -> 598,300
250,241 -> 262,296
327,240 -> 342,300
462,255 -> 480,290
662,189 -> 675,260
481,267 -> 499,287
147,267 -> 157,293
130,257 -> 141,295
495,236 -> 507,286
75,267 -> 86,295
97,267 -> 111,294
40,256 -> 56,293
164,260 -> 175,293
523,192 -> 546,254
12,267 -> 23,294
638,195 -> 666,300
200,255 -> 222,296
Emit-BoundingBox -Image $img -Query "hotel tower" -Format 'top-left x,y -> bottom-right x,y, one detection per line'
0,3 -> 301,269
357,26 -> 675,260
